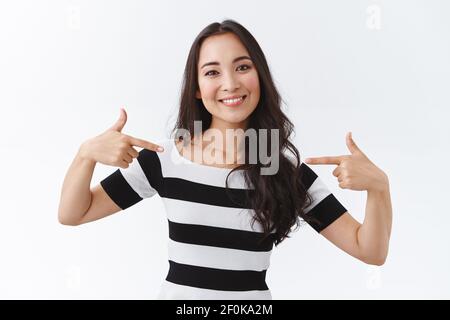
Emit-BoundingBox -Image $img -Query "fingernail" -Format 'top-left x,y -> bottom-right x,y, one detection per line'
157,147 -> 164,152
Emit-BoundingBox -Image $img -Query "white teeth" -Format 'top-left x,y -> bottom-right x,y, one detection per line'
222,96 -> 244,104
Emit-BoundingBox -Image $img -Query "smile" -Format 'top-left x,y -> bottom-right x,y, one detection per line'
219,95 -> 247,106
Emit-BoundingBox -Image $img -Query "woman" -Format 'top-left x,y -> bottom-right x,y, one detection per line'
58,20 -> 392,299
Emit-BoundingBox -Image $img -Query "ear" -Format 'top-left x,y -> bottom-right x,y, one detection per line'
195,90 -> 202,99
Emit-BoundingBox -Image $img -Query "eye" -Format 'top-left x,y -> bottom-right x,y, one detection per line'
237,64 -> 251,72
205,70 -> 219,77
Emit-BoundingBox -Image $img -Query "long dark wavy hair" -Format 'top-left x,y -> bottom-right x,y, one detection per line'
173,20 -> 314,246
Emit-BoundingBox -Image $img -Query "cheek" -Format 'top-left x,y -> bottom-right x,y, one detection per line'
243,73 -> 260,97
198,80 -> 218,101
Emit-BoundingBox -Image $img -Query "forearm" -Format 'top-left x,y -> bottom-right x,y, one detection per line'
357,176 -> 392,265
58,144 -> 96,225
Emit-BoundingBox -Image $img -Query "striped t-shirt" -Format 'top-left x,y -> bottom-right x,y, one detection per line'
100,138 -> 347,299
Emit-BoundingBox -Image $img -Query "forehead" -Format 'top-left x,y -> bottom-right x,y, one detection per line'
198,33 -> 249,64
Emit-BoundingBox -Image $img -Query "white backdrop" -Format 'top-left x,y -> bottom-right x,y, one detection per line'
1,0 -> 449,299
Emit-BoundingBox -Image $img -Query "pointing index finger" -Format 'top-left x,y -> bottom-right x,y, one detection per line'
127,136 -> 164,152
304,156 -> 343,165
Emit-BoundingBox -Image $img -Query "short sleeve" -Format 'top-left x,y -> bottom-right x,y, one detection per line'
100,148 -> 163,210
299,162 -> 347,233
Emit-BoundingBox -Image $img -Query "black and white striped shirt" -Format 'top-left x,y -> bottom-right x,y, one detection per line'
100,138 -> 347,299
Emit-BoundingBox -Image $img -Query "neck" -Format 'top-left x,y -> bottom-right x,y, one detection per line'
195,117 -> 249,165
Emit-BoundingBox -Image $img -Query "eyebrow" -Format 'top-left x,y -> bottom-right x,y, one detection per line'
200,56 -> 252,69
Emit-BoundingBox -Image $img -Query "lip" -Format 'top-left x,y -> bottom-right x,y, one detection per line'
218,95 -> 247,107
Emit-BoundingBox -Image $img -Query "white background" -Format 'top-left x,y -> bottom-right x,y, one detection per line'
0,0 -> 449,299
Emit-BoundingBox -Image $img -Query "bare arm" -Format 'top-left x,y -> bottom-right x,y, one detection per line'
58,144 -> 123,226
57,145 -> 98,225
320,181 -> 392,266
356,183 -> 392,264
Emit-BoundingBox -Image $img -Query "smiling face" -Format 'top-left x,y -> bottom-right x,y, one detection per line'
196,32 -> 260,130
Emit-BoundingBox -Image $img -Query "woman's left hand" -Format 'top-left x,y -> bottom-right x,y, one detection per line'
304,132 -> 389,192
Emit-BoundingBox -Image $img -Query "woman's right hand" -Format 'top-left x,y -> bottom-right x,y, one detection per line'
79,108 -> 164,168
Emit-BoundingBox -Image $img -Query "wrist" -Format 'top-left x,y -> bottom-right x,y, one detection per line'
368,171 -> 390,194
78,140 -> 96,164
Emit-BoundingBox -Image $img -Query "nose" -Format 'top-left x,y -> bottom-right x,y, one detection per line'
221,72 -> 240,92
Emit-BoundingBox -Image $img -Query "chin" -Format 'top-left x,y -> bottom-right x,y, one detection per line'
204,102 -> 257,127
219,112 -> 252,126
